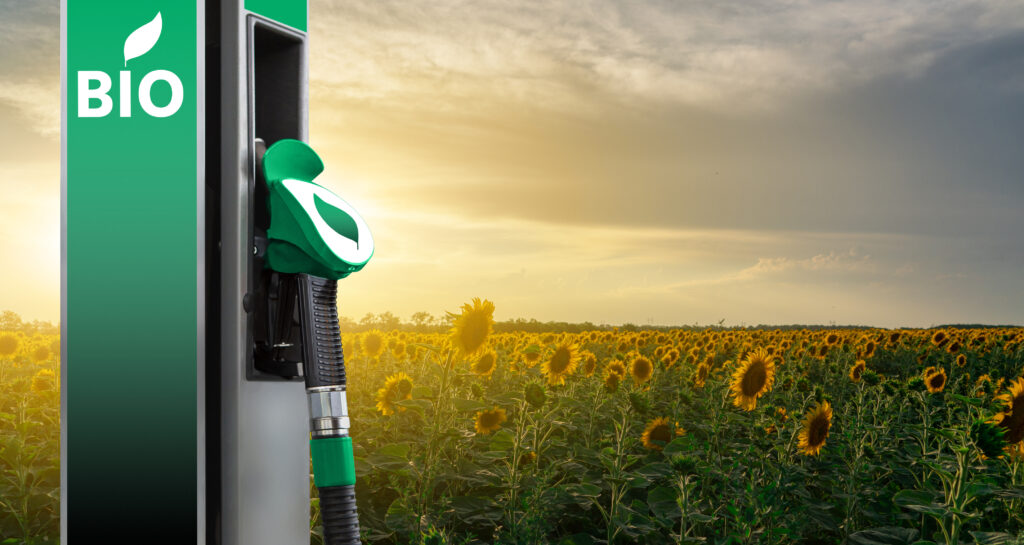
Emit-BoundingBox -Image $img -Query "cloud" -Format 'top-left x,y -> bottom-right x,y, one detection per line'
0,80 -> 59,137
311,0 -> 1024,112
0,1 -> 59,137
738,249 -> 877,278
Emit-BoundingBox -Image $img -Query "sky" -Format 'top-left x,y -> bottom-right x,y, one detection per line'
1,0 -> 1023,328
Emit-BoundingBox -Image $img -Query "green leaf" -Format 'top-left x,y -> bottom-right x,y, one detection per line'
384,499 -> 418,533
488,429 -> 515,452
566,483 -> 602,498
969,531 -> 1017,545
558,533 -> 596,545
647,485 -> 680,522
408,342 -> 441,353
662,436 -> 695,456
374,443 -> 410,458
993,486 -> 1024,499
394,398 -> 432,415
847,527 -> 920,545
410,385 -> 434,399
892,489 -> 947,517
950,394 -> 986,406
452,399 -> 489,412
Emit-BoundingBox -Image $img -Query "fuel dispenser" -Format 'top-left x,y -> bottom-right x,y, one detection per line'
61,1 -> 370,544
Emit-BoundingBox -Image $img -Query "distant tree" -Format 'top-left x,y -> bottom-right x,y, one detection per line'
338,315 -> 357,332
0,310 -> 22,331
411,312 -> 433,331
378,312 -> 400,331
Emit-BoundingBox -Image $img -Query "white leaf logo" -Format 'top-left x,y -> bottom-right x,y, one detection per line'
123,12 -> 162,67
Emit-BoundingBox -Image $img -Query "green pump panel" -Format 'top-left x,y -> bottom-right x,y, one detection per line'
61,1 -> 360,544
63,1 -> 202,543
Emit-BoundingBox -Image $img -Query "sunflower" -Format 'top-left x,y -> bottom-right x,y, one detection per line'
946,340 -> 961,354
362,330 -> 385,360
474,407 -> 507,435
521,346 -> 543,367
543,343 -> 580,386
31,368 -> 55,393
580,351 -> 598,377
931,330 -> 948,347
31,345 -> 50,363
849,360 -> 866,383
391,341 -> 406,359
603,369 -> 622,392
993,377 -> 1024,446
473,350 -> 497,377
375,372 -> 414,415
924,366 -> 947,394
518,451 -> 537,466
606,360 -> 627,378
448,298 -> 495,357
798,401 -> 833,456
776,407 -> 788,421
0,332 -> 19,357
405,343 -> 420,358
694,363 -> 710,388
730,348 -> 776,411
956,354 -> 967,368
863,341 -> 876,359
630,354 -> 654,385
663,348 -> 680,367
825,333 -> 840,346
641,417 -> 673,450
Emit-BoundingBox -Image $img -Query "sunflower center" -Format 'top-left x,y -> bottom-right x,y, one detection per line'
549,348 -> 571,373
740,361 -> 767,396
649,424 -> 671,445
480,412 -> 501,427
999,394 -> 1024,444
929,373 -> 945,390
476,354 -> 495,373
459,315 -> 490,353
808,416 -> 829,447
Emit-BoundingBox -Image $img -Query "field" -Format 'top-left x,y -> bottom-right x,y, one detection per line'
2,302 -> 1024,544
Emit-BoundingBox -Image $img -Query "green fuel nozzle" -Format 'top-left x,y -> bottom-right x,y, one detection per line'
258,139 -> 372,545
262,139 -> 374,280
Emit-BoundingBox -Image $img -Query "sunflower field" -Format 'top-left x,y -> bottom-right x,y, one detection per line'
0,328 -> 60,544
4,303 -> 1024,544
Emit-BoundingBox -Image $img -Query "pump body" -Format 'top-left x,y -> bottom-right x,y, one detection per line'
61,1 -> 370,544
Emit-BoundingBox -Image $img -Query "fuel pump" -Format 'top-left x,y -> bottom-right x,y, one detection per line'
254,139 -> 373,544
63,1 -> 367,543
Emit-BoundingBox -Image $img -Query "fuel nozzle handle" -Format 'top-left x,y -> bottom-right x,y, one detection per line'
259,138 -> 372,545
298,273 -> 361,545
